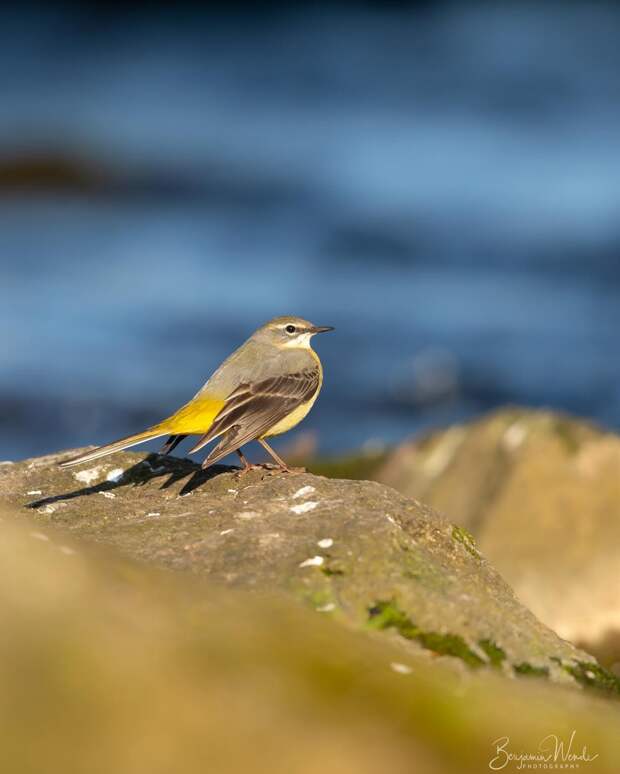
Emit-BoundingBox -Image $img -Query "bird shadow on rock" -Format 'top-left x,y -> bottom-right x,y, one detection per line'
27,453 -> 237,510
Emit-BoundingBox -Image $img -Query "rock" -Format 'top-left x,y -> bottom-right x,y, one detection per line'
0,153 -> 109,193
1,447 -> 616,695
376,408 -> 620,669
1,506 -> 620,774
0,151 -> 306,205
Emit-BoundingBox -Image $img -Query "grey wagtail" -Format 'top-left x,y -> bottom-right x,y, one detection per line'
60,316 -> 334,473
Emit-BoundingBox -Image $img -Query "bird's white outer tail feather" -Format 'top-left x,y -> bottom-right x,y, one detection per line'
59,429 -> 166,468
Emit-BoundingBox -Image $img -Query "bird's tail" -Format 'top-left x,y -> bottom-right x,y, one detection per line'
59,427 -> 167,468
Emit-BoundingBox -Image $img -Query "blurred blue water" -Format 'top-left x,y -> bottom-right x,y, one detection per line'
2,3 -> 620,461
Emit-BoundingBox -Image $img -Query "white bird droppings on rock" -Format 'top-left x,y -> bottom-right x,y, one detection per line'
30,531 -> 50,542
503,421 -> 528,451
106,468 -> 124,483
290,501 -> 318,515
292,485 -> 316,499
74,467 -> 101,485
390,662 -> 413,675
299,555 -> 324,568
237,511 -> 260,520
317,538 -> 333,549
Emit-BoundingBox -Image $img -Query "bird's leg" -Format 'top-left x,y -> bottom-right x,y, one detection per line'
235,448 -> 273,476
159,435 -> 187,456
236,448 -> 252,471
258,439 -> 305,474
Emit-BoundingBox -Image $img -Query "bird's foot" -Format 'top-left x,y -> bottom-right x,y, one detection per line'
278,465 -> 306,475
236,463 -> 278,477
235,463 -> 306,477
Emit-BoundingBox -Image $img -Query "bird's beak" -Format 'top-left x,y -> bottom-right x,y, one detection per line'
310,325 -> 335,334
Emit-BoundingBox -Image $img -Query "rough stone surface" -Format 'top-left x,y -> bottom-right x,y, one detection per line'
2,510 -> 619,774
377,408 -> 620,668
0,446 -> 613,690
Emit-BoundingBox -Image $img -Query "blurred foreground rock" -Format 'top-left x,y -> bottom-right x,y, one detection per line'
377,408 -> 620,669
0,447 -> 616,695
1,505 -> 620,774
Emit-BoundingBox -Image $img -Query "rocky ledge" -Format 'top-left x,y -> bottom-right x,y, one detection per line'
0,446 -> 616,693
376,408 -> 620,668
1,509 -> 619,774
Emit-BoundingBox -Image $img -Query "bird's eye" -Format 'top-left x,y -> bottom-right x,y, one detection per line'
285,324 -> 296,334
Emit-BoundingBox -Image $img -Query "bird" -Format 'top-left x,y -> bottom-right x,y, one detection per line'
59,316 -> 334,473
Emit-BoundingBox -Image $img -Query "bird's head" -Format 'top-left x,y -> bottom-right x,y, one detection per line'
254,316 -> 335,349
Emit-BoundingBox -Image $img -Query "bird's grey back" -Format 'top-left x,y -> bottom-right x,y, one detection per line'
195,337 -> 318,399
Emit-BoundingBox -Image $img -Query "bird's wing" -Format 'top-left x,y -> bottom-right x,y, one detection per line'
189,367 -> 320,466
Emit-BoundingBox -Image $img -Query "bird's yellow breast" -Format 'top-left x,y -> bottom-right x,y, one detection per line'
263,351 -> 323,438
263,395 -> 317,437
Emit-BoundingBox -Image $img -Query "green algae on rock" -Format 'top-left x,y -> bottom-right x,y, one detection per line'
368,600 -> 486,668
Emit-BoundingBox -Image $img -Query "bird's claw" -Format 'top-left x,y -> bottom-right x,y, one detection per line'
234,463 -> 306,478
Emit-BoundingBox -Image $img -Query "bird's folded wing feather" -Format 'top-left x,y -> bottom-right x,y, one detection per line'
189,368 -> 320,463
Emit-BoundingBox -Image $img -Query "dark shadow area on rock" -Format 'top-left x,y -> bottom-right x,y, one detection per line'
26,454 -> 237,509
